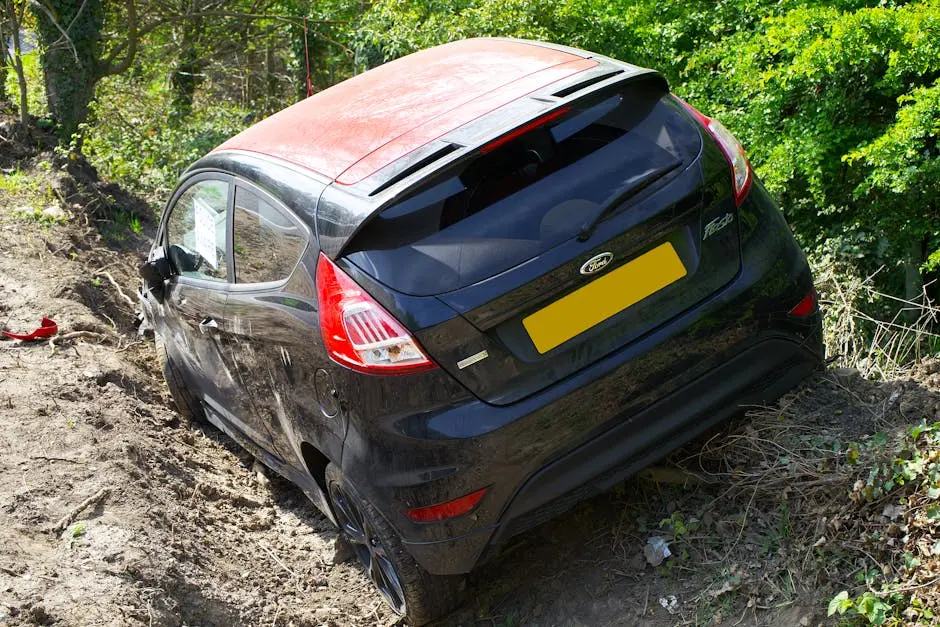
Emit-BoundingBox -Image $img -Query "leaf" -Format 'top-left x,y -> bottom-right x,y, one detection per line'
847,447 -> 860,464
854,592 -> 891,625
828,591 -> 851,616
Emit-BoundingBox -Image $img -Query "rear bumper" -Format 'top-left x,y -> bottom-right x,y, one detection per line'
400,332 -> 821,574
493,335 -> 817,543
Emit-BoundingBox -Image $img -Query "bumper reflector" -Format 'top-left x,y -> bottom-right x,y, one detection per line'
789,289 -> 818,317
405,488 -> 488,523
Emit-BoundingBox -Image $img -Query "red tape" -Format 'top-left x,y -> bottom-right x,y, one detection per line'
2,317 -> 58,341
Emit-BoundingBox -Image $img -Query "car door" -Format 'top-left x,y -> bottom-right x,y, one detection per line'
221,180 -> 345,470
158,174 -> 260,437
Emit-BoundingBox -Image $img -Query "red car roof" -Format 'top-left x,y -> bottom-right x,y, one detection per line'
215,39 -> 597,185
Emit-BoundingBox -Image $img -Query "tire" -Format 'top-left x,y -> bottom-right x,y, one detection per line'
154,334 -> 204,421
326,464 -> 465,625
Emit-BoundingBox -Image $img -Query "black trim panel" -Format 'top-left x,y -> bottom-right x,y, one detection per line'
495,337 -> 820,540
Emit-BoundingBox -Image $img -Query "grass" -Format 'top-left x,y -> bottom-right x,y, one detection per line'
815,262 -> 940,379
12,208 -> 66,226
0,165 -> 64,226
638,395 -> 940,625
2,160 -> 143,236
0,169 -> 39,195
609,263 -> 940,625
100,210 -> 144,242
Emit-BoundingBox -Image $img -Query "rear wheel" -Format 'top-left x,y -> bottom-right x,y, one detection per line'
326,465 -> 464,625
154,334 -> 203,421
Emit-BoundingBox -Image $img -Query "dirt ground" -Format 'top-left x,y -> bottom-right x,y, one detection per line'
1,120 -> 938,627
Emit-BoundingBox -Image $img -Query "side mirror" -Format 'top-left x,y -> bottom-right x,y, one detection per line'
139,247 -> 175,287
167,244 -> 203,273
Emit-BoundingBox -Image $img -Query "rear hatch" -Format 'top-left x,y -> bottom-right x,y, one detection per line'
342,78 -> 742,405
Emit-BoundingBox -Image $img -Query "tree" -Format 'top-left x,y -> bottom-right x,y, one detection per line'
31,0 -> 138,143
76,0 -> 359,195
2,0 -> 30,123
31,0 -> 351,144
680,1 -> 940,297
0,13 -> 7,102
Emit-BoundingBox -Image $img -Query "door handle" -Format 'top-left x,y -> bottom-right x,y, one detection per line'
199,317 -> 219,334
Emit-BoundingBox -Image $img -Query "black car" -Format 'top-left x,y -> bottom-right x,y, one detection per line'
139,38 -> 823,625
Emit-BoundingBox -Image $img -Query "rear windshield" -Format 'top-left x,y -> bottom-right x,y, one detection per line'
346,82 -> 702,296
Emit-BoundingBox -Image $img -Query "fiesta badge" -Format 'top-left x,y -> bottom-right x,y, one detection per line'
580,252 -> 614,275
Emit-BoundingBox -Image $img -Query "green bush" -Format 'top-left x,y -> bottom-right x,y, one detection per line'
4,50 -> 48,118
81,75 -> 250,198
682,1 -> 940,277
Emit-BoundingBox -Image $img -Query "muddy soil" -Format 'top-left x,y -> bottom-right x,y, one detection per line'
1,120 -> 937,627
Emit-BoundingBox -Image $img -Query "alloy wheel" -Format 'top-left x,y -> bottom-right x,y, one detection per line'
329,482 -> 407,615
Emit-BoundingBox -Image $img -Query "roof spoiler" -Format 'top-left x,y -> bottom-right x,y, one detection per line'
316,63 -> 666,260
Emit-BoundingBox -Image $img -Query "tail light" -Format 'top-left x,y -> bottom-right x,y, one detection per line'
676,97 -> 752,206
316,253 -> 437,375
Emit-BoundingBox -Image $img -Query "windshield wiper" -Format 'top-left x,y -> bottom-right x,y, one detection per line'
576,159 -> 682,242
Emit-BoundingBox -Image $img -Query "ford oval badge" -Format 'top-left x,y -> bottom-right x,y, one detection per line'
580,252 -> 614,275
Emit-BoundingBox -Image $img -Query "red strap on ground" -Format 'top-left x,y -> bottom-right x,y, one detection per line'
2,317 -> 58,341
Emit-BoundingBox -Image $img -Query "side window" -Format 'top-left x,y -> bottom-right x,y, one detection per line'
166,179 -> 229,282
233,187 -> 307,284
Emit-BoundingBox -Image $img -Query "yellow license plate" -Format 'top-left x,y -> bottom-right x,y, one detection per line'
523,242 -> 687,354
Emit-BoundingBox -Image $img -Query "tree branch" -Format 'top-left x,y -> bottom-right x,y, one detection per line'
96,0 -> 136,76
99,9 -> 344,78
308,28 -> 355,57
64,0 -> 91,36
135,10 -> 345,40
28,0 -> 80,64
0,15 -> 8,65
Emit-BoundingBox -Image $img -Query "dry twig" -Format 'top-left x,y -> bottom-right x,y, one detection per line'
29,455 -> 87,464
258,541 -> 297,580
95,271 -> 136,308
52,487 -> 111,533
48,330 -> 109,354
52,330 -> 107,344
